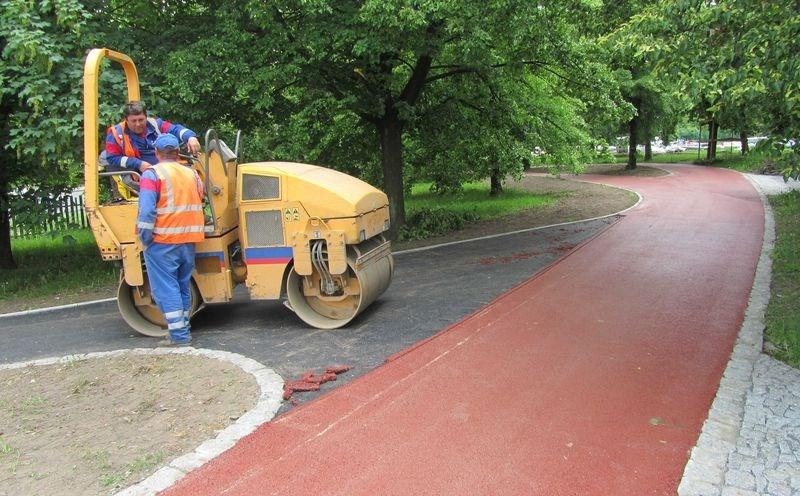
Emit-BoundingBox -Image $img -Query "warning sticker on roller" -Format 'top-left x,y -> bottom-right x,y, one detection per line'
284,207 -> 300,221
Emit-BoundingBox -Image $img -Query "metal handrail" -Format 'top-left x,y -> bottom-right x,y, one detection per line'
99,170 -> 141,179
234,130 -> 242,160
203,129 -> 222,233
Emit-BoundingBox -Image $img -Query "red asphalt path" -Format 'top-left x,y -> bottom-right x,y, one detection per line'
164,165 -> 764,495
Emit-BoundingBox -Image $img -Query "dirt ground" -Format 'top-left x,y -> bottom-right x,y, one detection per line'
0,353 -> 258,496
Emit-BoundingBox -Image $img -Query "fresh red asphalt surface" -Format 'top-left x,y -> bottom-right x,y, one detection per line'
163,165 -> 764,495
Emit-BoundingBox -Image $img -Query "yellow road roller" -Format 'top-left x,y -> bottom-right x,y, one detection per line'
83,48 -> 393,334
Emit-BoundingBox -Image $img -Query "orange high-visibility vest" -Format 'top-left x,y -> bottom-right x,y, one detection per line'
150,161 -> 205,244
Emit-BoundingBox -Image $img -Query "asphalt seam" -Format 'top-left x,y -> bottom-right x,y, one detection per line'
677,173 -> 775,496
383,215 -> 624,365
0,347 -> 284,496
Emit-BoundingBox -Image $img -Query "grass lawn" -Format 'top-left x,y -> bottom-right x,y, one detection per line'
400,181 -> 563,240
405,181 -> 560,218
1,229 -> 118,302
765,191 -> 800,367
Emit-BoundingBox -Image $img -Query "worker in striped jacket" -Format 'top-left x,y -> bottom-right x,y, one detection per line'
136,134 -> 205,346
105,100 -> 201,181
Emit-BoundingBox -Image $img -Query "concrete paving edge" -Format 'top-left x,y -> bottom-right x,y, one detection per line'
0,347 -> 284,496
677,174 -> 775,496
0,297 -> 117,319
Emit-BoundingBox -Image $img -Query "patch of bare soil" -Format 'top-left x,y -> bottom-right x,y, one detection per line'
0,353 -> 259,496
396,173 -> 639,251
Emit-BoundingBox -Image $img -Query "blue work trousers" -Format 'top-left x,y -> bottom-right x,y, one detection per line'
143,242 -> 195,343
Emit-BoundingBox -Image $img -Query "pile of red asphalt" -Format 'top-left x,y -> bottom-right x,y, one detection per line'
282,365 -> 352,400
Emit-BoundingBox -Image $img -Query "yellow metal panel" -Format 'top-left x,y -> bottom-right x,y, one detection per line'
245,264 -> 288,300
193,229 -> 240,303
290,232 -> 312,276
97,204 -> 139,244
87,208 -> 121,260
323,207 -> 390,244
201,152 -> 239,236
194,270 -> 233,303
326,230 -> 347,275
238,162 -> 388,219
121,244 -> 143,286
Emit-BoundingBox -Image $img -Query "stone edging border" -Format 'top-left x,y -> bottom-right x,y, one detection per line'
0,297 -> 117,319
0,347 -> 284,496
677,174 -> 775,495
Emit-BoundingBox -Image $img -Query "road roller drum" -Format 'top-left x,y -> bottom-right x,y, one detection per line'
286,237 -> 394,329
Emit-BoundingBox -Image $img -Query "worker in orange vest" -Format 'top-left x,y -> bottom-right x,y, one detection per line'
104,101 -> 200,196
136,134 -> 205,345
106,101 -> 201,175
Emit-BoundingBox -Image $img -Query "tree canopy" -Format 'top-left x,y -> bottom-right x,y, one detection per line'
614,0 -> 800,172
1,0 -> 95,268
151,0 -> 623,231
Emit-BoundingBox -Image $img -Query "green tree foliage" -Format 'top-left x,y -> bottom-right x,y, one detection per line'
601,0 -> 684,169
0,0 -> 95,268
10,0 -> 797,275
622,0 -> 800,176
156,0 -> 621,233
0,0 -> 145,269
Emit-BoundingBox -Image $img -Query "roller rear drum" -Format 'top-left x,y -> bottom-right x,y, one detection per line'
117,278 -> 202,337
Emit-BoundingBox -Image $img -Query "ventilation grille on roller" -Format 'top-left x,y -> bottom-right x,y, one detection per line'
246,210 -> 284,246
242,174 -> 279,201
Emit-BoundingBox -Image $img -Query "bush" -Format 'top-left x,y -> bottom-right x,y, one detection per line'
398,207 -> 480,241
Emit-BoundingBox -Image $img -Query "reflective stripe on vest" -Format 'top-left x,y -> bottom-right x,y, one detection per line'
152,225 -> 205,234
151,162 -> 204,244
156,204 -> 203,215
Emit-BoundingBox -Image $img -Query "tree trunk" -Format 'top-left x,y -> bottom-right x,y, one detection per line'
740,130 -> 749,155
627,112 -> 639,170
711,121 -> 718,158
706,120 -> 718,161
0,176 -> 16,269
490,169 -> 503,196
644,140 -> 652,161
376,116 -> 406,238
